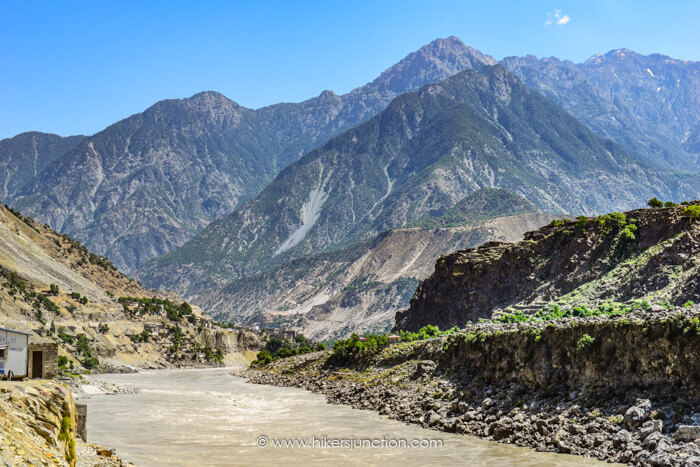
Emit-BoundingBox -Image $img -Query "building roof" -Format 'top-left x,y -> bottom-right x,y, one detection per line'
0,327 -> 31,336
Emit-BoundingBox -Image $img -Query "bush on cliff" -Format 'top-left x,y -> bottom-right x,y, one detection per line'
329,333 -> 389,365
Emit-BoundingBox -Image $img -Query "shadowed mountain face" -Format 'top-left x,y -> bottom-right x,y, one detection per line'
501,49 -> 700,172
7,37 -> 495,273
138,65 -> 691,300
0,132 -> 84,201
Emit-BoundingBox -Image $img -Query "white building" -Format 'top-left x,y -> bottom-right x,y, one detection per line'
0,327 -> 29,379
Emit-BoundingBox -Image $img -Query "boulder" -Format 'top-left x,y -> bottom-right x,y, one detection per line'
639,419 -> 663,440
415,360 -> 436,377
624,399 -> 652,429
673,425 -> 700,442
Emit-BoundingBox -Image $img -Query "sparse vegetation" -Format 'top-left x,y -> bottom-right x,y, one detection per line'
576,334 -> 595,352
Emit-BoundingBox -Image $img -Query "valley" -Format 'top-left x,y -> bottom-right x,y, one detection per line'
1,20 -> 699,466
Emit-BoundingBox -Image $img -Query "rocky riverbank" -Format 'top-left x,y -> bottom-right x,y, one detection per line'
246,307 -> 700,466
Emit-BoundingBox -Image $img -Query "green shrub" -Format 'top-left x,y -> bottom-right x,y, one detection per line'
330,333 -> 389,365
251,350 -> 272,366
683,205 -> 700,219
576,334 -> 595,352
683,301 -> 695,308
49,283 -> 59,295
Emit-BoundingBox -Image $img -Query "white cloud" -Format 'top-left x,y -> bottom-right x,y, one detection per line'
545,9 -> 571,26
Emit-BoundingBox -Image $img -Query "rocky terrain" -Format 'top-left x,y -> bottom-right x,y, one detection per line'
0,380 -> 133,466
0,204 -> 263,373
501,49 -> 700,172
396,203 -> 700,331
5,37 -> 494,273
0,132 -> 84,202
247,306 -> 700,465
139,65 -> 690,302
200,191 -> 550,339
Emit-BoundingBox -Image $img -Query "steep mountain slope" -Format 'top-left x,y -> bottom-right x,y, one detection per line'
0,205 -> 261,372
501,50 -> 700,172
0,132 -> 84,201
9,37 -> 494,273
199,190 -> 549,339
139,65 -> 688,298
395,203 -> 700,331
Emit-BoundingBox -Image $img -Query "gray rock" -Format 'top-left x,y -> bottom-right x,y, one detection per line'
674,425 -> 700,442
457,401 -> 469,414
415,360 -> 436,376
482,397 -> 495,408
642,431 -> 664,449
612,429 -> 632,448
625,398 -> 652,429
423,410 -> 442,427
639,419 -> 663,440
649,449 -> 673,467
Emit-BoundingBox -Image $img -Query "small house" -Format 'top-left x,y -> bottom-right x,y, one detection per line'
387,334 -> 402,344
0,328 -> 58,379
0,327 -> 29,379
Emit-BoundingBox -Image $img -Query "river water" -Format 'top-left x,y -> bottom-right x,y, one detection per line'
80,367 -> 604,466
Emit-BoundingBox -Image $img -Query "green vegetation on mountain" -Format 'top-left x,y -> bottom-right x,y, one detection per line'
412,188 -> 537,228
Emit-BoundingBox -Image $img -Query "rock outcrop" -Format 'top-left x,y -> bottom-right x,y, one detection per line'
0,381 -> 78,466
396,204 -> 700,331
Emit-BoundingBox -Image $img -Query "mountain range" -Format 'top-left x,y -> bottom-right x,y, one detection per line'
137,63 -> 691,297
5,37 -> 494,273
4,38 -> 699,275
2,37 -> 700,337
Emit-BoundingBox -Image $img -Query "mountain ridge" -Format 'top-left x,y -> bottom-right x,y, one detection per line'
8,37 -> 495,273
138,64 -> 690,300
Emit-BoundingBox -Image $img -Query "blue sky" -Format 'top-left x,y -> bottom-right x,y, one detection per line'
1,0 -> 698,139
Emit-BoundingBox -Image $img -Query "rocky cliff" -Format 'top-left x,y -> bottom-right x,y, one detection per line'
396,203 -> 700,331
0,381 -> 78,466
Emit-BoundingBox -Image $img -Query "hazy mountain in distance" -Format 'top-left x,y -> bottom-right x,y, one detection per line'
501,49 -> 700,172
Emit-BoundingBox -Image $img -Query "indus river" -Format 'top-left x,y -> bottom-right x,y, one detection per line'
80,367 -> 608,466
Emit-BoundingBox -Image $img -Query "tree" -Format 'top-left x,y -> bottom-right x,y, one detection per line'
647,197 -> 663,208
49,283 -> 59,295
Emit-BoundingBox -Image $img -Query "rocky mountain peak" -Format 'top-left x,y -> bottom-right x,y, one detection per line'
366,37 -> 497,96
